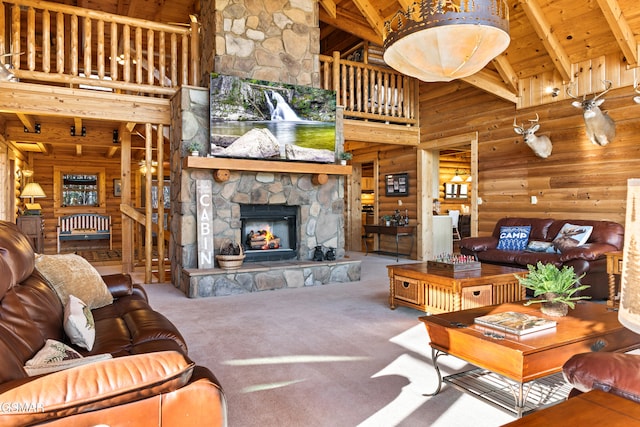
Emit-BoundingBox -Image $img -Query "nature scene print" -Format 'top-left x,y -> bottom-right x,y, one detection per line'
209,73 -> 337,162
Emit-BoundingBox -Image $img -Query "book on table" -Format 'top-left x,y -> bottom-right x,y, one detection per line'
474,311 -> 557,335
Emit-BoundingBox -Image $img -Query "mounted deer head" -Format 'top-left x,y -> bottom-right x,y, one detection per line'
513,113 -> 553,158
567,80 -> 616,146
0,52 -> 19,82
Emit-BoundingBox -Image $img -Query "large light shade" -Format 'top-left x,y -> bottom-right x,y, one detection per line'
383,0 -> 510,82
20,182 -> 46,203
619,178 -> 640,334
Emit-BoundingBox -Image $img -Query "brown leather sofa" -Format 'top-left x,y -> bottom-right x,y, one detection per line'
459,217 -> 624,300
0,220 -> 227,426
563,352 -> 640,403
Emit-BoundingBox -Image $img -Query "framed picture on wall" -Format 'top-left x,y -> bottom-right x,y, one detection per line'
113,179 -> 121,197
385,173 -> 409,196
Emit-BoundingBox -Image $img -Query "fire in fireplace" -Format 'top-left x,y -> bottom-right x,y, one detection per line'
240,204 -> 298,262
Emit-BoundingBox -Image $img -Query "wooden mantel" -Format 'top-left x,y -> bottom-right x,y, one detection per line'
183,156 -> 353,175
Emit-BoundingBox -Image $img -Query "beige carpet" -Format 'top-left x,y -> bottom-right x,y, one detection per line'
142,253 -> 517,427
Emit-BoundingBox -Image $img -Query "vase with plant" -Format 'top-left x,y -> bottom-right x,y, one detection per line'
338,152 -> 352,165
515,261 -> 590,317
186,142 -> 201,157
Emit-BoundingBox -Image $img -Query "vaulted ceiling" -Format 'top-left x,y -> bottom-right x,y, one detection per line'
6,0 -> 640,158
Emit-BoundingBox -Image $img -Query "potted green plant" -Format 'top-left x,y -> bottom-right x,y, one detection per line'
338,152 -> 352,165
186,142 -> 202,157
515,261 -> 590,317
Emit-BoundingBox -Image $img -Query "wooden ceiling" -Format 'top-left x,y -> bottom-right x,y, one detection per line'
6,0 -> 640,158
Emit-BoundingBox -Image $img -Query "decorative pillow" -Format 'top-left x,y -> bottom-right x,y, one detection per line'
552,223 -> 594,253
526,240 -> 554,253
35,253 -> 113,309
24,339 -> 111,377
496,226 -> 531,251
64,295 -> 95,351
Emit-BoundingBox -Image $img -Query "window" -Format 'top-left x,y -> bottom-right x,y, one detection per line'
54,167 -> 106,214
62,174 -> 98,206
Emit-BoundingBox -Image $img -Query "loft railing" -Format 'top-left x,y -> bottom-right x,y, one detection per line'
0,0 -> 199,96
320,52 -> 418,126
0,0 -> 414,122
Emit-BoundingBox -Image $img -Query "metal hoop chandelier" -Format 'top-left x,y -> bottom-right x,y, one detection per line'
383,0 -> 510,82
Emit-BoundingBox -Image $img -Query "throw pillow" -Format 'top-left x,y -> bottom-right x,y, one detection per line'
35,253 -> 113,309
496,225 -> 531,251
552,223 -> 594,253
64,295 -> 96,351
24,339 -> 111,377
525,240 -> 554,253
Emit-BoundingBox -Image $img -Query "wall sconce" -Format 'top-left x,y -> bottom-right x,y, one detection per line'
545,86 -> 560,97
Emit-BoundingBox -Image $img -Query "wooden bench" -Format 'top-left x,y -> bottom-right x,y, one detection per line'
57,214 -> 112,253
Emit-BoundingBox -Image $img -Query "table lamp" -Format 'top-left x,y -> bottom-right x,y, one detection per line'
20,182 -> 46,215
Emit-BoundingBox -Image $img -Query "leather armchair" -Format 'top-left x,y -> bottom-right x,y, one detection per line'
563,352 -> 640,403
0,220 -> 226,426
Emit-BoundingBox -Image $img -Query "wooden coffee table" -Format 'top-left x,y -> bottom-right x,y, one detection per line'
387,262 -> 527,313
419,301 -> 640,418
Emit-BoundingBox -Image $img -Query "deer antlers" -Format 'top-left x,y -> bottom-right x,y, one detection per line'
513,113 -> 539,131
566,80 -> 612,100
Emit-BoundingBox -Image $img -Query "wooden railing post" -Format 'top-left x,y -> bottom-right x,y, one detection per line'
190,16 -> 200,86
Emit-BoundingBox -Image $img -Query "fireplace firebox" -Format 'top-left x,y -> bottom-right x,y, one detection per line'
240,204 -> 298,262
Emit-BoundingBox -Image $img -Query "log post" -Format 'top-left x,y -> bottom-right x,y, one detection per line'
312,173 -> 329,185
214,169 -> 230,182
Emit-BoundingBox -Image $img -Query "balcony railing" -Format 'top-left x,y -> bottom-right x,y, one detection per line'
320,52 -> 418,126
0,0 -> 416,125
0,0 -> 199,96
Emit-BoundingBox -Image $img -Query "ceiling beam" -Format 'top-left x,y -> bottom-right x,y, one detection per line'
519,0 -> 572,83
319,0 -> 337,19
320,8 -> 382,46
16,113 -> 37,133
351,0 -> 386,39
595,0 -> 638,67
461,69 -> 518,103
0,82 -> 170,124
492,53 -> 519,93
106,146 -> 119,158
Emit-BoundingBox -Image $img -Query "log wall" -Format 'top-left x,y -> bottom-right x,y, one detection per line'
32,154 -> 131,254
420,82 -> 638,236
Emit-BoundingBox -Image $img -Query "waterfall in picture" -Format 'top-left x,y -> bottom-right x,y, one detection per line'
266,91 -> 302,121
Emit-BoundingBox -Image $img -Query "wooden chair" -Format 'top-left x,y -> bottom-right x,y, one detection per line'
449,210 -> 461,241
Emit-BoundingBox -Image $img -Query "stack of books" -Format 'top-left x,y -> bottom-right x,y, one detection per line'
474,311 -> 557,336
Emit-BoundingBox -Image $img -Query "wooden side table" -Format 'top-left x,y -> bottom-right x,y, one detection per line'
17,215 -> 44,253
606,251 -> 623,307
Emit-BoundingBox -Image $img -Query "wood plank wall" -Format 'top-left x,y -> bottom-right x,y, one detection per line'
420,82 -> 638,236
32,155 -> 129,254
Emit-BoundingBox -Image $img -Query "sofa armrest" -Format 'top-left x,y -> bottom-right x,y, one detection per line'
101,273 -> 133,298
563,352 -> 640,404
459,236 -> 498,252
0,351 -> 194,426
558,243 -> 618,262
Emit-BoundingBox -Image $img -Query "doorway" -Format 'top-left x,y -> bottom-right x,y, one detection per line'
417,132 -> 478,260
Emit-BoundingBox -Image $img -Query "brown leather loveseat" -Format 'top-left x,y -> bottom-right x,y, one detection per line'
459,217 -> 624,300
0,220 -> 227,426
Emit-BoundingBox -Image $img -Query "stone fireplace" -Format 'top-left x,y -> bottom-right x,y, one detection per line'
168,0 -> 360,298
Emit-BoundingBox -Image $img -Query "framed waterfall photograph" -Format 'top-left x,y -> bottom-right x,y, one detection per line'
385,173 -> 408,196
